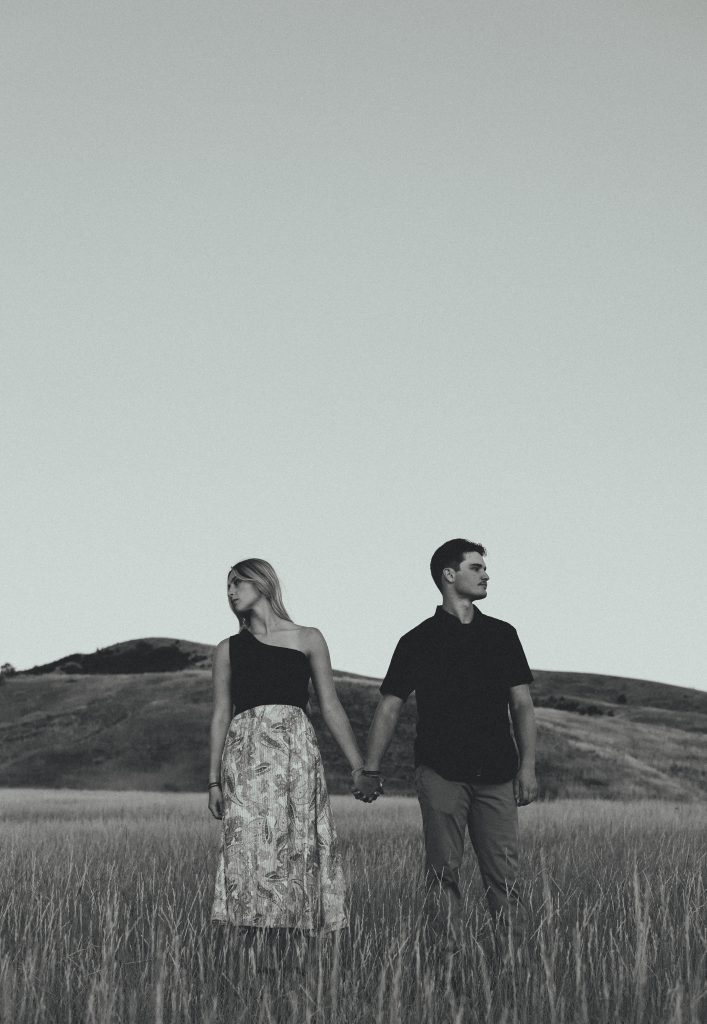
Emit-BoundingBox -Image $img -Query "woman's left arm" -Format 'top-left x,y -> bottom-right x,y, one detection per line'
305,627 -> 365,773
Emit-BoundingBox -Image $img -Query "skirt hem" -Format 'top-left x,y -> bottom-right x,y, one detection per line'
210,914 -> 347,934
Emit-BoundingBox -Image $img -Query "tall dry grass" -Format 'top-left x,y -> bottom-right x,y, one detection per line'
0,790 -> 705,1023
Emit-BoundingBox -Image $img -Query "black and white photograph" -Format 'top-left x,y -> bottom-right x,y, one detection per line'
2,2 -> 706,1021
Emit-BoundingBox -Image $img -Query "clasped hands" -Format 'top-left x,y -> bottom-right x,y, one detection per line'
351,766 -> 384,803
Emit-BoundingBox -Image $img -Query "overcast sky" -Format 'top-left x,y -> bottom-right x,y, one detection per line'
2,1 -> 705,690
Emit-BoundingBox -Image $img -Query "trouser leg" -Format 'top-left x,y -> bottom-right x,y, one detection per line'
467,781 -> 527,951
415,764 -> 471,952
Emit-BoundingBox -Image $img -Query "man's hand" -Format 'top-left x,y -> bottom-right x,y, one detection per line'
352,769 -> 383,803
513,765 -> 538,806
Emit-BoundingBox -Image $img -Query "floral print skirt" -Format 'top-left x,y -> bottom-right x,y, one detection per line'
211,704 -> 347,932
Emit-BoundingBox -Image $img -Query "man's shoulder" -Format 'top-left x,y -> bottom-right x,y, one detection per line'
476,609 -> 519,635
396,615 -> 439,646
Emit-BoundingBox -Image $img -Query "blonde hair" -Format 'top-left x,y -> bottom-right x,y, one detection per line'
228,558 -> 293,630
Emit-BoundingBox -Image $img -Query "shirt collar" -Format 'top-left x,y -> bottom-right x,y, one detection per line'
434,604 -> 483,633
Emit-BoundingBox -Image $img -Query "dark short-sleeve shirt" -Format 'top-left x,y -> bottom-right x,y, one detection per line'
380,606 -> 533,783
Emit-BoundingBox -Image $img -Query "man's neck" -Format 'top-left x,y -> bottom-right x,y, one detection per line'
440,595 -> 475,625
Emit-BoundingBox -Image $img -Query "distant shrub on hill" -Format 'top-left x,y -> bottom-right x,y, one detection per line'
535,694 -> 614,716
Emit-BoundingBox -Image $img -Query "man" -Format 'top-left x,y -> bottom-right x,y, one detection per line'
354,538 -> 537,955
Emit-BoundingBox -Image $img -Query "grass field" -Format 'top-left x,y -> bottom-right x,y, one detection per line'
0,790 -> 705,1023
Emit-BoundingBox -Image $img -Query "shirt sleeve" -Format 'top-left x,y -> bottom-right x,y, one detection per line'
379,637 -> 417,700
503,627 -> 534,687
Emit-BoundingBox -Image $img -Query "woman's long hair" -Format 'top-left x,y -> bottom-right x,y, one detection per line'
228,558 -> 293,631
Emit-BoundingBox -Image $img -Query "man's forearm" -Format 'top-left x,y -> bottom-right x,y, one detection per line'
512,704 -> 537,768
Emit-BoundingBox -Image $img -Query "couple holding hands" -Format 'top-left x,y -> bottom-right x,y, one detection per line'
209,539 -> 537,956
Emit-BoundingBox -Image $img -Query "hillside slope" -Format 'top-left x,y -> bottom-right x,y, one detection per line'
2,643 -> 706,798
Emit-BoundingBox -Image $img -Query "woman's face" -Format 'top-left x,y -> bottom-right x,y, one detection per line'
227,572 -> 261,615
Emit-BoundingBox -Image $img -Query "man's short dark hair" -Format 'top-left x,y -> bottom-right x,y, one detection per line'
430,538 -> 487,593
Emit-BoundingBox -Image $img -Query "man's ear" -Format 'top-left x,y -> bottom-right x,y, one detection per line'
444,569 -> 455,583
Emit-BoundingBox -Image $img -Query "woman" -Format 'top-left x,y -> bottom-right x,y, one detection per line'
209,558 -> 373,935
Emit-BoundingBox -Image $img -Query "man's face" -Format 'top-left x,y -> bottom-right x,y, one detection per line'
449,552 -> 489,601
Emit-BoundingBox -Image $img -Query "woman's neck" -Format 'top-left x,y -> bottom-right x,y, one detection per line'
248,601 -> 285,636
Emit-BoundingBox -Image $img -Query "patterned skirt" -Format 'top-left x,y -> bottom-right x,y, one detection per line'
211,704 -> 347,932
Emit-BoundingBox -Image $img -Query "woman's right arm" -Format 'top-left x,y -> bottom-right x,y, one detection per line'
208,638 -> 232,819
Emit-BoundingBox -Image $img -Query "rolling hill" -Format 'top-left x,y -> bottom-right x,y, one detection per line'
20,637 -> 214,676
2,638 -> 706,799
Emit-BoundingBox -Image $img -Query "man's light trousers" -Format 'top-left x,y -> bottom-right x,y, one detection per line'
415,763 -> 528,953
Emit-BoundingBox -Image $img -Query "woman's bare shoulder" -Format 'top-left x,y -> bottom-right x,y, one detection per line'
213,637 -> 231,660
278,621 -> 320,636
293,625 -> 326,651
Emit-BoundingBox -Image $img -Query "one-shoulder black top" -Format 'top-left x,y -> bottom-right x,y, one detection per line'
229,630 -> 311,716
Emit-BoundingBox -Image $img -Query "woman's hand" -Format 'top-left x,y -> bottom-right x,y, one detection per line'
352,769 -> 383,803
208,784 -> 224,819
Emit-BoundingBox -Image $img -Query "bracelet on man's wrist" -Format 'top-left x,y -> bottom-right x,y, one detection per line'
208,781 -> 221,789
361,769 -> 382,777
